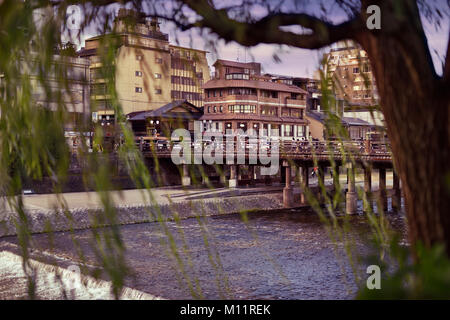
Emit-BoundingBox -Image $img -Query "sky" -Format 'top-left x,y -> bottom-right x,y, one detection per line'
75,0 -> 449,78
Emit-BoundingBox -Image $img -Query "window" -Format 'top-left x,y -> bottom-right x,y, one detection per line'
135,71 -> 142,77
155,89 -> 162,94
284,125 -> 293,137
207,106 -> 210,113
353,67 -> 359,74
219,105 -> 223,113
135,87 -> 142,93
155,73 -> 162,79
228,105 -> 256,113
261,106 -> 278,116
363,64 -> 371,73
155,57 -> 163,64
225,73 -> 250,80
213,106 -> 217,113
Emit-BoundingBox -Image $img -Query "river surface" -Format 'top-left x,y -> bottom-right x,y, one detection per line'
0,200 -> 406,300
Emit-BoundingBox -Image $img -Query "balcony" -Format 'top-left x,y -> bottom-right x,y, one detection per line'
286,98 -> 306,108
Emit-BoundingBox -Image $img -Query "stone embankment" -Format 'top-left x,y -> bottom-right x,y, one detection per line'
0,192 -> 284,237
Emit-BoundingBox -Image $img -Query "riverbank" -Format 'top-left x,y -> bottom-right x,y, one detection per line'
0,172 -> 398,237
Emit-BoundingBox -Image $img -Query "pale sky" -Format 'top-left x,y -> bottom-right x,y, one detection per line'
75,1 -> 449,79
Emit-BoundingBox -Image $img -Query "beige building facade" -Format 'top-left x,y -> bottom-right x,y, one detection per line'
325,45 -> 379,106
79,9 -> 209,121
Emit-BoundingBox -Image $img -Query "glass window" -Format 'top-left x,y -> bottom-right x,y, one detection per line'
135,87 -> 142,93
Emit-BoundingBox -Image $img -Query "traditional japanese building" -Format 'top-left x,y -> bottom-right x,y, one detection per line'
201,60 -> 309,140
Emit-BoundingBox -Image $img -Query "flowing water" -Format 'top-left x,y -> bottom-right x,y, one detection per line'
0,200 -> 406,299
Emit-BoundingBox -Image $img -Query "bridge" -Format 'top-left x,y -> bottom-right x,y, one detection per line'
135,138 -> 398,214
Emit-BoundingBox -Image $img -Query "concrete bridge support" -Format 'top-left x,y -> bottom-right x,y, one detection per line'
392,170 -> 401,212
346,162 -> 357,215
182,164 -> 191,186
283,164 -> 293,208
364,166 -> 372,194
300,165 -> 309,204
363,166 -> 372,212
229,164 -> 238,188
378,168 -> 387,212
317,165 -> 326,201
331,165 -> 340,193
249,165 -> 256,185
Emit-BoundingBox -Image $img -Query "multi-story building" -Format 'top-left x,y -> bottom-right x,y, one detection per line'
325,45 -> 379,106
0,53 -> 90,132
78,9 -> 209,122
201,60 -> 309,141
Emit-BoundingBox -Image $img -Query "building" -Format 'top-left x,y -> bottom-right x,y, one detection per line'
325,45 -> 379,106
0,53 -> 90,133
78,8 -> 210,122
127,100 -> 202,137
265,74 -> 322,112
201,60 -> 309,140
306,110 -> 375,141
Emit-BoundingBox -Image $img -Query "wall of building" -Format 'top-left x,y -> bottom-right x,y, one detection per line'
343,110 -> 384,127
305,116 -> 324,140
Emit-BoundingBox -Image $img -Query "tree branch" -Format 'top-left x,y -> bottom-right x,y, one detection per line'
179,0 -> 365,49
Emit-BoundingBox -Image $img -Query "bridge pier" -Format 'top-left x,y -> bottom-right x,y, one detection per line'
346,162 -> 357,215
181,164 -> 191,186
317,164 -> 326,202
392,170 -> 401,212
283,163 -> 293,207
249,165 -> 256,185
300,165 -> 309,204
229,164 -> 238,188
378,167 -> 387,212
331,165 -> 340,193
363,165 -> 372,212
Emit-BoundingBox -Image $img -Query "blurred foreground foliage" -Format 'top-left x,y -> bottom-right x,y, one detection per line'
358,239 -> 450,299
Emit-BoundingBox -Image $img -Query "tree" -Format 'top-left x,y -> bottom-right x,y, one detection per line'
171,0 -> 449,255
40,0 -> 450,254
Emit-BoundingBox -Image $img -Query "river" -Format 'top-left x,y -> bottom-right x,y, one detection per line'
0,199 -> 406,299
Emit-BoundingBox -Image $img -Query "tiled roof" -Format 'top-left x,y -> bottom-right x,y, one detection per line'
306,110 -> 373,127
128,100 -> 201,121
213,59 -> 260,69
